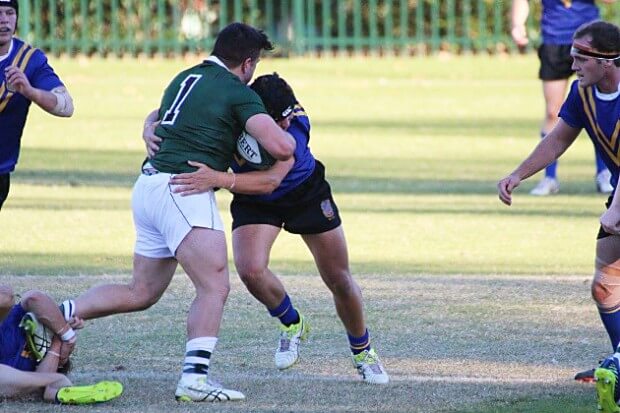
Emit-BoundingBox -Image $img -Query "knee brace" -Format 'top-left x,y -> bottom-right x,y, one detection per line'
592,236 -> 620,313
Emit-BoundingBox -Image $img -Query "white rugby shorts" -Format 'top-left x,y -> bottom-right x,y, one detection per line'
132,172 -> 224,258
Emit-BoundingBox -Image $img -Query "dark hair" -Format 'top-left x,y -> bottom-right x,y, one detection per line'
0,0 -> 18,15
250,73 -> 297,121
212,22 -> 273,68
574,20 -> 620,67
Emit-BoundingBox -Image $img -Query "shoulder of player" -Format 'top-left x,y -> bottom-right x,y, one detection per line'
9,38 -> 47,64
292,104 -> 310,128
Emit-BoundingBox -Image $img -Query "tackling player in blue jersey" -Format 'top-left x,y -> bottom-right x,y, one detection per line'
510,0 -> 615,196
163,73 -> 389,384
0,0 -> 74,210
0,284 -> 122,404
498,20 -> 620,413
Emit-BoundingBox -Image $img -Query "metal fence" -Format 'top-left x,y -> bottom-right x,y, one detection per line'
15,1 -> 620,56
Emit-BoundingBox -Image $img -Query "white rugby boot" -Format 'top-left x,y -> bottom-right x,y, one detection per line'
352,348 -> 389,384
529,177 -> 559,196
175,375 -> 245,402
274,314 -> 310,370
597,170 -> 614,194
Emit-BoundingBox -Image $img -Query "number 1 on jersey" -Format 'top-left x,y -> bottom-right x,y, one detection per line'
161,74 -> 202,125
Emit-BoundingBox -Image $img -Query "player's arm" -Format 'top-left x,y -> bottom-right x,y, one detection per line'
510,0 -> 530,48
0,363 -> 71,399
142,108 -> 162,158
35,336 -> 62,373
498,119 -> 580,205
169,158 -> 294,196
245,113 -> 296,161
4,66 -> 73,117
0,284 -> 15,322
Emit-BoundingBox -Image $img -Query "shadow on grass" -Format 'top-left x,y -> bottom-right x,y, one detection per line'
313,117 -> 538,137
0,273 -> 605,413
10,139 -> 609,201
454,391 -> 594,413
0,252 -> 600,276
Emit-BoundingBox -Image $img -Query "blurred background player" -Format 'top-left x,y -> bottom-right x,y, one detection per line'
497,20 -> 620,412
60,22 -> 295,403
0,284 -> 122,404
0,0 -> 74,210
164,73 -> 389,384
510,0 -> 615,195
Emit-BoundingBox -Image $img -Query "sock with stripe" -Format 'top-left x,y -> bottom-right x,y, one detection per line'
59,299 -> 76,322
268,294 -> 300,327
348,329 -> 371,355
182,336 -> 217,380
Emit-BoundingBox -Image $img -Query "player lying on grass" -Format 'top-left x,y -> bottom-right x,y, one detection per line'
0,284 -> 122,404
149,73 -> 389,384
497,20 -> 620,413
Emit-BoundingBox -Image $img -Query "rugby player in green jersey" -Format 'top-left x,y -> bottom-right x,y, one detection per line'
162,74 -> 390,385
57,22 -> 295,402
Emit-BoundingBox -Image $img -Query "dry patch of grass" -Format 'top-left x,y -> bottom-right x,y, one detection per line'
1,273 -> 603,412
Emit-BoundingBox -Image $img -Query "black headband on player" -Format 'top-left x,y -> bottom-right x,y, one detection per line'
571,41 -> 620,61
277,104 -> 294,121
0,0 -> 18,16
250,73 -> 297,122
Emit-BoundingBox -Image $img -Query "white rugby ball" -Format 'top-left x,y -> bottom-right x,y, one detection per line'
236,131 -> 276,170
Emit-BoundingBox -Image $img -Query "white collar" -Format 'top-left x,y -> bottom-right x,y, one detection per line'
594,81 -> 620,101
0,38 -> 14,63
205,55 -> 230,72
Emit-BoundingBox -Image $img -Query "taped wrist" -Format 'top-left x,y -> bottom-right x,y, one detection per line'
51,88 -> 74,116
57,324 -> 76,343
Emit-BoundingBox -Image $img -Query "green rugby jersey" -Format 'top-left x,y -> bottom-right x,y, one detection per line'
150,59 -> 266,173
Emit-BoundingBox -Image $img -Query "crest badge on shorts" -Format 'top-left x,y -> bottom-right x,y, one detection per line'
320,199 -> 335,220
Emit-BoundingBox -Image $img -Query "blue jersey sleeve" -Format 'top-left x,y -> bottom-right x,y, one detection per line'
27,49 -> 64,91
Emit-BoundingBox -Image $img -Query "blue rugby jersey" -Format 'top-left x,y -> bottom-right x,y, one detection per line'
231,104 -> 316,201
0,37 -> 64,174
0,303 -> 37,371
559,80 -> 620,193
541,0 -> 599,45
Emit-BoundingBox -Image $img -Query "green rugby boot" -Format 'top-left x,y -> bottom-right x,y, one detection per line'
596,356 -> 620,413
57,381 -> 123,405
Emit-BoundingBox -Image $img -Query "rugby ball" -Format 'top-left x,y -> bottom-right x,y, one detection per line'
236,131 -> 276,170
19,312 -> 52,361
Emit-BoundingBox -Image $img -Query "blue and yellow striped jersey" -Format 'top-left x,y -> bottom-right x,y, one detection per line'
0,37 -> 64,174
560,80 -> 620,191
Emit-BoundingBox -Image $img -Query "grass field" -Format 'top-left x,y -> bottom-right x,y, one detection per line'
0,55 -> 614,412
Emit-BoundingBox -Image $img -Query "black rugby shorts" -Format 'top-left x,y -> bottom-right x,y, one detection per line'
538,44 -> 574,81
231,161 -> 342,235
0,173 -> 10,210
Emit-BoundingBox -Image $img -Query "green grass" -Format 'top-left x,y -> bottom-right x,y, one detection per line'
0,56 -> 612,412
0,55 -> 608,275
